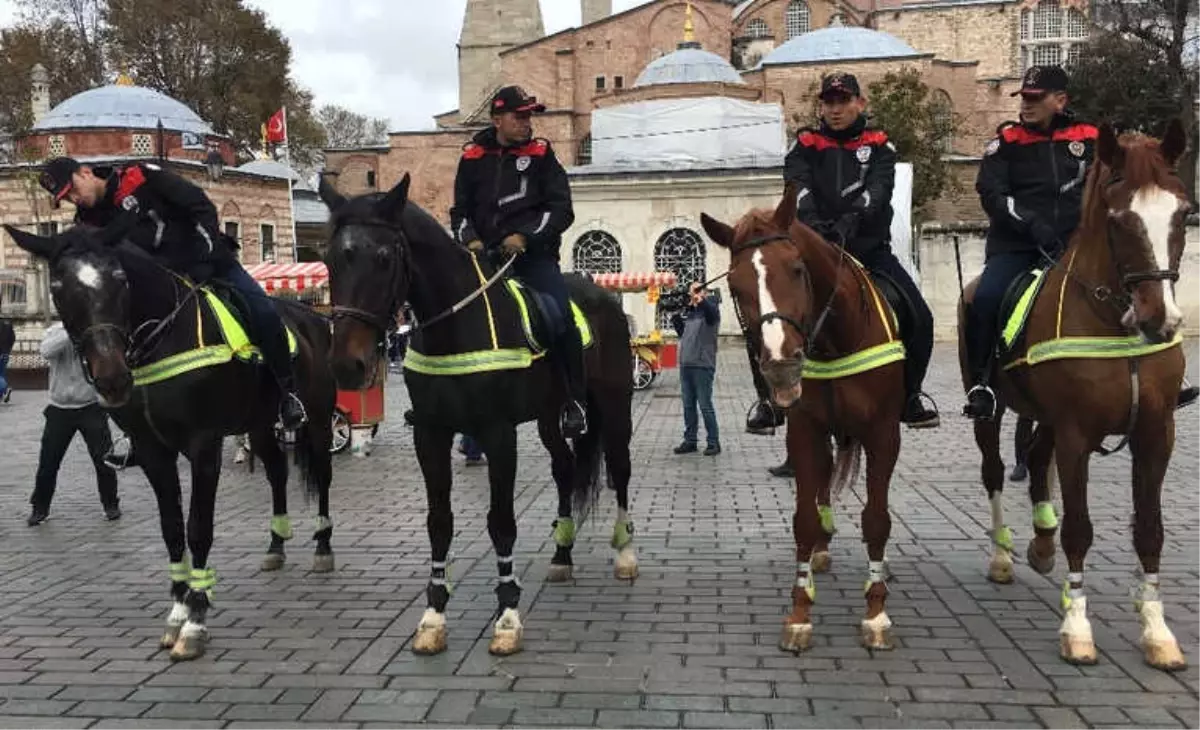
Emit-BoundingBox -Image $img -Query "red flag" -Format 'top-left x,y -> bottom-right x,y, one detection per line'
265,108 -> 286,144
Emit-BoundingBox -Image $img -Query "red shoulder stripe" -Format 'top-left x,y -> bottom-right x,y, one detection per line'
1053,124 -> 1098,142
513,139 -> 548,157
114,166 -> 146,203
860,130 -> 888,146
1001,126 -> 1043,145
798,132 -> 837,151
462,144 -> 486,160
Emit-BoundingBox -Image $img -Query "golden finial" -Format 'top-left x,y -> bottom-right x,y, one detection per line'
114,67 -> 134,86
683,1 -> 695,43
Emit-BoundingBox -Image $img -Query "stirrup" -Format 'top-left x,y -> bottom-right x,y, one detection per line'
963,384 -> 997,421
278,393 -> 309,431
560,400 -> 588,437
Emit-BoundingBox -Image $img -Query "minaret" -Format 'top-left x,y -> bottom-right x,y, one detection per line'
458,0 -> 545,119
581,0 -> 612,25
30,63 -> 50,125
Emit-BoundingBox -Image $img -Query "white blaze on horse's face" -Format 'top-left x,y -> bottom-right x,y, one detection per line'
1128,185 -> 1185,335
74,261 -> 103,290
752,250 -> 786,361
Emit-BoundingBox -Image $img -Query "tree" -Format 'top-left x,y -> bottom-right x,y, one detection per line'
316,104 -> 390,149
1074,0 -> 1198,200
0,21 -> 101,146
866,69 -> 960,215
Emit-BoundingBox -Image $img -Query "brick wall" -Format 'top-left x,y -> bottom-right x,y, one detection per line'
19,130 -> 236,166
873,3 -> 1020,80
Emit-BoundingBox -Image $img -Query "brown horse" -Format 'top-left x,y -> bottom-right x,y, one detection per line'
701,187 -> 906,652
958,120 -> 1190,670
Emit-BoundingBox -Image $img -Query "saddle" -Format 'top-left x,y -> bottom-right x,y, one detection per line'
996,269 -> 1047,358
504,278 -> 594,355
865,271 -> 912,344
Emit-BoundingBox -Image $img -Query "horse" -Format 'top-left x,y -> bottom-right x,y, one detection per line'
5,225 -> 337,662
700,186 -> 907,652
318,174 -> 636,656
957,120 -> 1190,670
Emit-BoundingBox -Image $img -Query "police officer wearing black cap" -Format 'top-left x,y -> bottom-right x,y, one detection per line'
449,85 -> 586,438
745,72 -> 939,466
38,157 -> 310,455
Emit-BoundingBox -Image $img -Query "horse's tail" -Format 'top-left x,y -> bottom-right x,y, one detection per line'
292,422 -> 322,504
571,397 -> 607,526
830,435 -> 862,503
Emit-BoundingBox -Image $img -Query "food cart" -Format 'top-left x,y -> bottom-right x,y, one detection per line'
244,262 -> 384,455
590,271 -> 679,391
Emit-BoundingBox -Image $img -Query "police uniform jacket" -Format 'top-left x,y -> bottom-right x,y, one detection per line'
784,116 -> 896,260
77,163 -> 235,273
975,114 -> 1097,258
449,127 -> 575,260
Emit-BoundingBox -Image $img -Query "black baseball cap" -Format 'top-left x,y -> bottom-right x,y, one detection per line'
490,86 -> 546,115
818,72 -> 861,100
39,157 -> 81,204
1012,65 -> 1068,97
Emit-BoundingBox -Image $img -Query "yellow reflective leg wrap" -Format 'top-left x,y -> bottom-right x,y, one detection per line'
189,568 -> 216,598
168,561 -> 189,584
271,515 -> 293,540
818,505 -> 836,535
1033,502 -> 1058,530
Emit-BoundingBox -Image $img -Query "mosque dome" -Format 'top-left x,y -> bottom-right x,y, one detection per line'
32,83 -> 215,135
235,158 -> 302,181
758,26 -> 922,67
634,42 -> 746,87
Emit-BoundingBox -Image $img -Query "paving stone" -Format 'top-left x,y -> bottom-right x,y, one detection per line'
511,708 -> 597,726
683,711 -> 767,728
597,709 -> 681,728
221,703 -> 308,721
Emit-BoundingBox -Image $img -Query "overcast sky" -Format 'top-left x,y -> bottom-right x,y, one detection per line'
0,0 -> 656,130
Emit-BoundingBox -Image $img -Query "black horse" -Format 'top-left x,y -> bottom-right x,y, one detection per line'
6,225 -> 336,661
319,175 -> 636,656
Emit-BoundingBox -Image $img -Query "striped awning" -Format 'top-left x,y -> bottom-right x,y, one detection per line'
590,271 -> 678,291
243,262 -> 328,293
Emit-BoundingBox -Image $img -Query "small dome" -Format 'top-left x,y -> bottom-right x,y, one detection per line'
236,158 -> 301,182
634,44 -> 745,87
759,27 -> 922,67
33,84 -> 214,135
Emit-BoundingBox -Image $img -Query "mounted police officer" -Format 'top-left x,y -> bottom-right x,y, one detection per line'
449,86 -> 586,438
38,157 -> 309,464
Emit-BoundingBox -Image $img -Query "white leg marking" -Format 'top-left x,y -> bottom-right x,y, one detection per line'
1061,595 -> 1092,639
752,250 -> 785,361
165,602 -> 189,627
990,492 -> 1005,533
418,608 -> 446,630
1129,186 -> 1185,333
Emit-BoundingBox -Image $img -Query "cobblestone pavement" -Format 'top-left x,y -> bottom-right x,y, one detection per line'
0,342 -> 1195,729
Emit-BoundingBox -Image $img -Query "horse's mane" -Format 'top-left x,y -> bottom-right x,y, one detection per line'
327,193 -> 465,257
736,207 -> 835,257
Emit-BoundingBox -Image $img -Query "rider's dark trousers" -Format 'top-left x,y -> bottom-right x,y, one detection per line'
31,404 -> 118,513
218,262 -> 295,387
513,254 -> 585,400
967,250 -> 1042,381
857,247 -> 934,399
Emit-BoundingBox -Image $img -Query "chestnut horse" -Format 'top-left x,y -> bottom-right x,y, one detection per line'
958,121 -> 1190,670
701,187 -> 905,652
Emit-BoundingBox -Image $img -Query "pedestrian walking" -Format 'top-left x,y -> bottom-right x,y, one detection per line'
28,322 -> 120,526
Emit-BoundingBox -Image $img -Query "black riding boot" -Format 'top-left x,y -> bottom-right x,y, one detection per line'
745,342 -> 785,435
769,458 -> 794,478
1178,380 -> 1199,410
261,335 -> 307,431
558,331 -> 588,439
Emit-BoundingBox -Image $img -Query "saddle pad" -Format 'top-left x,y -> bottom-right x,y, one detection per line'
1000,269 -> 1046,351
504,279 -> 594,353
131,287 -> 296,387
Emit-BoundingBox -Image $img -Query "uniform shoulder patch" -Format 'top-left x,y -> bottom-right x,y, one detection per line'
999,125 -> 1026,144
462,143 -> 486,160
985,138 -> 1001,156
515,139 -> 549,157
995,120 -> 1018,135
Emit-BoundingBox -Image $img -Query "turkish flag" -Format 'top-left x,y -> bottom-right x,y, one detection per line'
265,108 -> 286,143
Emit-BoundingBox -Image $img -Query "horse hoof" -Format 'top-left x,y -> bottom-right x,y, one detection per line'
488,608 -> 524,657
779,623 -> 813,653
1144,639 -> 1187,672
861,615 -> 894,651
169,630 -> 208,662
311,553 -> 335,574
614,547 -> 638,580
987,553 -> 1014,584
1060,634 -> 1098,665
160,626 -> 182,649
546,564 -> 574,583
412,625 -> 447,656
810,551 -> 831,574
1026,539 -> 1055,575
261,552 -> 285,572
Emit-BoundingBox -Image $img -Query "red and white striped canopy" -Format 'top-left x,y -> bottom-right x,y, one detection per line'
244,262 -> 328,293
590,271 -> 678,291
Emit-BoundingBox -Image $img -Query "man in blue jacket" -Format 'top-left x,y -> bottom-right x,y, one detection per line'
672,283 -> 721,456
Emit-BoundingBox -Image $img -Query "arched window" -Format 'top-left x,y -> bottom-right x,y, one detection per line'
654,227 -> 707,330
572,230 -> 622,274
1019,0 -> 1089,69
785,1 -> 810,39
931,90 -> 954,153
577,134 -> 593,166
746,18 -> 771,39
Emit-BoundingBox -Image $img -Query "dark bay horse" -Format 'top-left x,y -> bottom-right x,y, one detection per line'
958,121 -> 1190,670
318,175 -> 635,656
701,188 -> 905,652
6,225 -> 336,661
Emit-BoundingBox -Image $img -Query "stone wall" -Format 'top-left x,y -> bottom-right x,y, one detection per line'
873,2 -> 1021,80
733,0 -> 862,45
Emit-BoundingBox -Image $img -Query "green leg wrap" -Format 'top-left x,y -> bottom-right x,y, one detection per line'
611,519 -> 634,550
817,505 -> 836,535
1033,501 -> 1058,530
189,568 -> 216,599
991,525 -> 1014,551
553,518 -> 576,548
168,561 -> 190,584
270,515 -> 293,540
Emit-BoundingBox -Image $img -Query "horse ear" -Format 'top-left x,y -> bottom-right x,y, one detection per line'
4,225 -> 61,261
1096,123 -> 1124,170
318,174 -> 347,211
700,213 -> 735,249
376,173 -> 410,221
1160,118 -> 1188,168
774,184 -> 799,231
